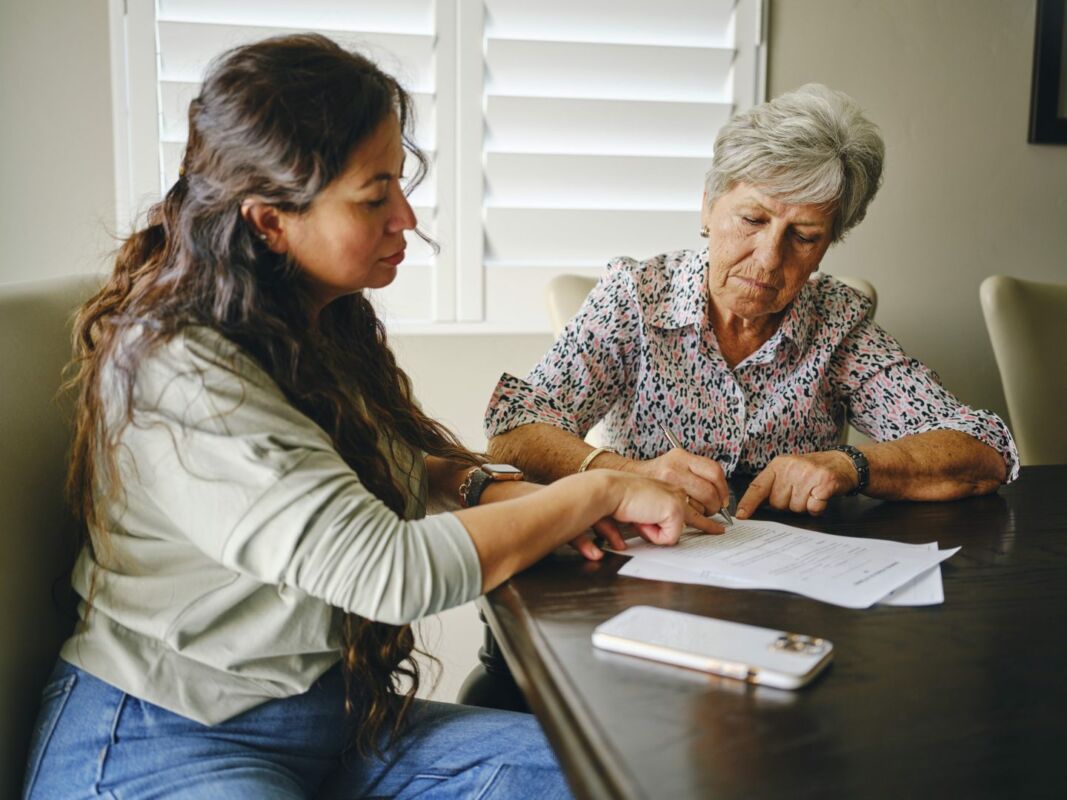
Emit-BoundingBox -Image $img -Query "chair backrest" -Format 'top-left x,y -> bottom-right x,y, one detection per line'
836,275 -> 878,319
545,273 -> 877,338
980,275 -> 1067,466
0,275 -> 96,797
545,275 -> 598,337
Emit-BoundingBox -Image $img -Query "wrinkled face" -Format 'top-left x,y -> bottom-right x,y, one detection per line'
281,114 -> 416,309
702,183 -> 835,322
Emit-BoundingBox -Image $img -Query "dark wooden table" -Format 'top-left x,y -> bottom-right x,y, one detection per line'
481,465 -> 1067,799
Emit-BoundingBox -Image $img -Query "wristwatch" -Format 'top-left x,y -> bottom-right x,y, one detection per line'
458,463 -> 525,508
828,444 -> 869,496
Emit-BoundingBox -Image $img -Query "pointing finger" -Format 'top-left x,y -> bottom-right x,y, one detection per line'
736,472 -> 773,519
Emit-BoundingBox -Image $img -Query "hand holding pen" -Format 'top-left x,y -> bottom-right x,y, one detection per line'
651,424 -> 733,526
657,422 -> 734,529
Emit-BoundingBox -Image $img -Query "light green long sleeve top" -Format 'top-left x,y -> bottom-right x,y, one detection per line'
60,326 -> 482,724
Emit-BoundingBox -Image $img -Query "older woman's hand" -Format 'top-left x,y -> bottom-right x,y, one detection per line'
621,448 -> 731,518
735,451 -> 859,518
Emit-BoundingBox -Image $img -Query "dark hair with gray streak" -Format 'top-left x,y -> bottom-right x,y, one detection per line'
705,83 -> 885,241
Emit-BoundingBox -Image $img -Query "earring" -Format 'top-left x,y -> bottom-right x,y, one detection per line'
699,225 -> 709,238
257,233 -> 268,242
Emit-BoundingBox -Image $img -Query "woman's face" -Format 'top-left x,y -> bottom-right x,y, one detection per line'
280,114 -> 416,309
702,183 -> 835,322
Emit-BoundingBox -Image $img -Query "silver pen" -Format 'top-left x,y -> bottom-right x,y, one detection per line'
659,424 -> 734,525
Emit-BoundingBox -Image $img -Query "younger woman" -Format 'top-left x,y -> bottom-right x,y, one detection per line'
22,34 -> 716,800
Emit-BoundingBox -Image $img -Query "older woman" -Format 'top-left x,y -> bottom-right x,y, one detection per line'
485,84 -> 1017,528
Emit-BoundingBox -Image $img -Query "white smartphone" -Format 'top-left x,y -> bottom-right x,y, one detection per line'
592,606 -> 833,689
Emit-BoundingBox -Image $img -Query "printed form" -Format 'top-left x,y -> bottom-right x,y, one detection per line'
613,520 -> 958,609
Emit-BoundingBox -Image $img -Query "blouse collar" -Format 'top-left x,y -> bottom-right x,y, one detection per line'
644,248 -> 816,354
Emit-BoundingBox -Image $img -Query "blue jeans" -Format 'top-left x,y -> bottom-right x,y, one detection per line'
23,660 -> 572,799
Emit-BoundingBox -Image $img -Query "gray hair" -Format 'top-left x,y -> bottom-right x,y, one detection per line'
705,83 -> 885,241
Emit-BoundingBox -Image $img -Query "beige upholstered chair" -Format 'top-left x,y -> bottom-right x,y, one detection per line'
836,276 -> 877,319
545,275 -> 599,337
544,273 -> 877,446
0,275 -> 97,797
980,275 -> 1067,466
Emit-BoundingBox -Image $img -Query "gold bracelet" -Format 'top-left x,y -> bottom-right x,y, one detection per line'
578,446 -> 615,473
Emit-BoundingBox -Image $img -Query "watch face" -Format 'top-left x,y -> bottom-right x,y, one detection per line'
482,463 -> 524,479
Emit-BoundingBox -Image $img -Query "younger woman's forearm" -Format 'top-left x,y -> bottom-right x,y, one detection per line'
424,455 -> 481,511
454,471 -> 618,591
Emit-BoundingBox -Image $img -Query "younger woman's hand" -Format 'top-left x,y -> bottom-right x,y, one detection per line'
568,517 -> 628,561
570,471 -> 723,560
588,469 -> 721,558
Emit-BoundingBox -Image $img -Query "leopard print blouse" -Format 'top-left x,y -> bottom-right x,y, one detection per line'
484,249 -> 1019,481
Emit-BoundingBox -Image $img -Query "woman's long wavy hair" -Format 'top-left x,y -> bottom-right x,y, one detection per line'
66,34 -> 479,756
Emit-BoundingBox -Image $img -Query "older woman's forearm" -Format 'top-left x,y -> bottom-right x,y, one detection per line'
487,423 -> 602,483
863,430 -> 1007,501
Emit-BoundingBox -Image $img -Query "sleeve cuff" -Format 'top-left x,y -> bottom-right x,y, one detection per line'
483,372 -> 584,439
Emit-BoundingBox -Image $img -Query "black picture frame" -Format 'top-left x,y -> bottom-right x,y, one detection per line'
1029,0 -> 1067,143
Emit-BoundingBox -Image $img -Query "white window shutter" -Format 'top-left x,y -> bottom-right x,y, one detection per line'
478,0 -> 763,329
118,0 -> 443,323
112,0 -> 766,332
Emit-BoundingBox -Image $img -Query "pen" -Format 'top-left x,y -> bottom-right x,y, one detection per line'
659,424 -> 734,525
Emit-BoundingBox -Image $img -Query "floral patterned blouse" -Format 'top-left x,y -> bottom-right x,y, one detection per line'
484,249 -> 1019,481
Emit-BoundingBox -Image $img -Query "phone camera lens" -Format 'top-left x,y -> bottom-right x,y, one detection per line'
772,633 -> 827,656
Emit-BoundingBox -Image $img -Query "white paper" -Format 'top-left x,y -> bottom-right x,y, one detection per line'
619,551 -> 944,606
871,543 -> 944,606
610,520 -> 958,609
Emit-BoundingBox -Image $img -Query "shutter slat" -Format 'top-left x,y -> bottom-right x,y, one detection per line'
157,21 -> 434,90
162,141 -> 437,207
485,0 -> 735,47
158,0 -> 434,34
485,153 -> 709,210
486,96 -> 729,157
159,82 -> 436,147
485,208 -> 701,264
486,39 -> 732,103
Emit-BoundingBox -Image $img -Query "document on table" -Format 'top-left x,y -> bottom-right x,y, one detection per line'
612,520 -> 957,609
619,545 -> 944,607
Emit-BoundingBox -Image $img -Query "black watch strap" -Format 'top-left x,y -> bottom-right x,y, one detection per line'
828,444 -> 869,495
459,467 -> 493,508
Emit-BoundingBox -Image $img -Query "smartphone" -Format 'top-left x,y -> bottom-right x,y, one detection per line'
592,606 -> 833,689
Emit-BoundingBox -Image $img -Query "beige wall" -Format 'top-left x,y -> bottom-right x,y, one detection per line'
768,0 -> 1067,423
0,0 -> 116,284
